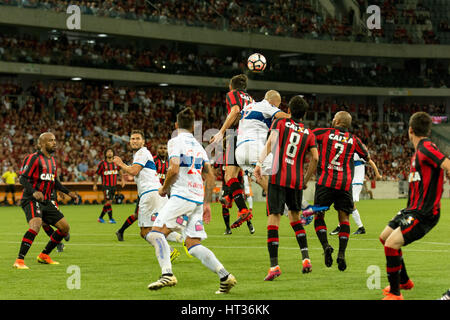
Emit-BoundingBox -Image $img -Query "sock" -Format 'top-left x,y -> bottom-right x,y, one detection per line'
267,225 -> 279,267
146,231 -> 173,275
247,196 -> 253,210
351,209 -> 363,228
18,229 -> 38,260
167,231 -> 183,243
290,220 -> 309,260
118,214 -> 137,233
188,244 -> 230,280
222,206 -> 230,229
42,224 -> 54,237
384,246 -> 402,295
99,204 -> 107,219
226,178 -> 247,212
338,221 -> 350,257
314,216 -> 329,250
398,249 -> 410,284
105,204 -> 113,219
42,229 -> 67,255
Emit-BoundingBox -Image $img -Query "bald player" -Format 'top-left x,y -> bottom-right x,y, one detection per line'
14,132 -> 78,269
311,111 -> 370,271
235,90 -> 290,197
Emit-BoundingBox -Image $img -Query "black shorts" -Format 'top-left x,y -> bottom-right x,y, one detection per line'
314,184 -> 354,215
225,134 -> 238,167
103,186 -> 117,201
267,183 -> 303,215
387,210 -> 440,246
5,184 -> 15,193
21,199 -> 64,226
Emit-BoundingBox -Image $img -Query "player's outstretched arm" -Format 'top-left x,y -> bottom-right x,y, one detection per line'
210,105 -> 241,144
201,162 -> 214,224
274,111 -> 291,119
55,178 -> 79,204
159,156 -> 180,197
304,147 -> 319,189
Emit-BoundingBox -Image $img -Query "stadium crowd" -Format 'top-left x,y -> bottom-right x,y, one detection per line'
1,33 -> 450,88
0,0 -> 448,44
1,80 -> 447,185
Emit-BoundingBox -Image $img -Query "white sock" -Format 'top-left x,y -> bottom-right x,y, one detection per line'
283,204 -> 289,216
351,209 -> 364,228
146,231 -> 173,275
247,196 -> 253,210
188,244 -> 229,279
167,231 -> 183,243
301,200 -> 310,211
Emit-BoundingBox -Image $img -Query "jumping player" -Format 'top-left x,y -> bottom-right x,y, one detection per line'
210,74 -> 254,229
312,111 -> 370,271
379,112 -> 450,300
254,96 -> 318,280
13,132 -> 78,269
147,108 -> 236,293
93,148 -> 125,224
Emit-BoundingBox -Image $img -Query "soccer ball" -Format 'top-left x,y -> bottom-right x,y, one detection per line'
247,53 -> 267,72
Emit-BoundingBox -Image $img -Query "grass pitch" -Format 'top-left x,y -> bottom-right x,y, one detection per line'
0,199 -> 449,300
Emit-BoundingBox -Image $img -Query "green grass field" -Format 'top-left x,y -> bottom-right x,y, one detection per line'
0,199 -> 449,300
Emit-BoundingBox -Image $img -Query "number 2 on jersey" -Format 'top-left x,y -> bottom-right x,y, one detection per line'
331,143 -> 344,166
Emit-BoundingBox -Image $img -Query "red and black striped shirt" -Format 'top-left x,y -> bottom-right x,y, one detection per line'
96,160 -> 119,187
20,151 -> 57,201
406,138 -> 446,218
154,155 -> 169,184
313,127 -> 369,191
225,90 -> 254,128
269,118 -> 316,189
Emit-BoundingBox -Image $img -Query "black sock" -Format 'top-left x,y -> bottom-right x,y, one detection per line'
42,230 -> 66,255
338,221 -> 350,257
267,225 -> 279,267
291,220 -> 309,260
42,224 -> 54,237
385,246 -> 402,295
227,178 -> 247,212
222,206 -> 230,229
99,205 -> 107,219
18,229 -> 38,260
119,215 -> 137,233
314,216 -> 329,250
399,249 -> 410,284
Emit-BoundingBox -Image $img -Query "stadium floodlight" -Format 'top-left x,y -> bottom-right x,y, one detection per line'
159,83 -> 169,87
97,34 -> 108,37
71,77 -> 82,81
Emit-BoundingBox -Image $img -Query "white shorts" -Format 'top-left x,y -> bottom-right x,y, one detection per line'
153,196 -> 207,241
352,184 -> 363,202
138,191 -> 168,227
235,141 -> 272,176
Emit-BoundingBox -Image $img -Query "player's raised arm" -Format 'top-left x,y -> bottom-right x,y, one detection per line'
114,156 -> 142,177
367,159 -> 383,180
201,162 -> 215,205
210,105 -> 241,144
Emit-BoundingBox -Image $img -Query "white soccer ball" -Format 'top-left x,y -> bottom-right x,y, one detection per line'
247,53 -> 267,72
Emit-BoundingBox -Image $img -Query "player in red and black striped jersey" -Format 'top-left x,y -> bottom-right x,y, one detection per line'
255,96 -> 319,280
311,111 -> 370,272
380,112 -> 450,300
116,143 -> 169,241
13,132 -> 78,270
210,74 -> 254,228
93,148 -> 125,224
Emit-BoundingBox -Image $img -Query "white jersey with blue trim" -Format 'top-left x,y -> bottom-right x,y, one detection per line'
352,153 -> 366,185
132,146 -> 161,197
236,99 -> 281,147
168,131 -> 209,204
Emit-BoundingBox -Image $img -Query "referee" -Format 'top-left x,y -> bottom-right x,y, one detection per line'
2,165 -> 17,205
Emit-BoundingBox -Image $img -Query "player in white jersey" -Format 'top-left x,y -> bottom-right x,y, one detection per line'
330,152 -> 382,235
235,90 -> 290,194
146,108 -> 236,294
113,130 -> 182,260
